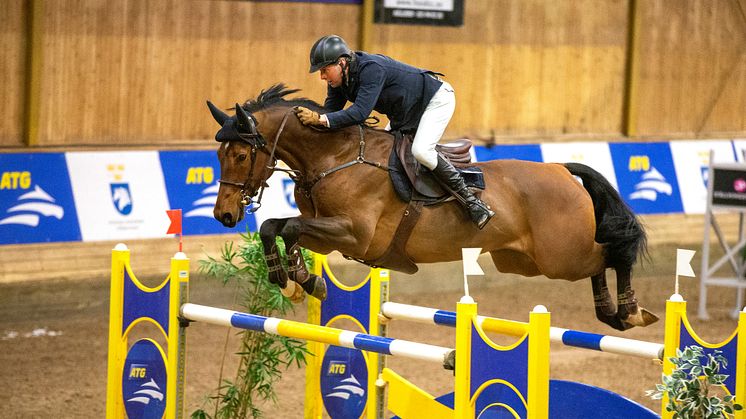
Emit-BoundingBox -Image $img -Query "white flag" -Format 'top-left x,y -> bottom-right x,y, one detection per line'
462,248 -> 484,276
676,249 -> 696,277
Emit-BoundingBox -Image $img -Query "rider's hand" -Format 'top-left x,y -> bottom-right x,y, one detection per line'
294,106 -> 327,128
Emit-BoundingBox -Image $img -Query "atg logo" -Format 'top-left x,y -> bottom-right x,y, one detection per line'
126,364 -> 164,406
627,155 -> 672,202
325,374 -> 365,401
184,182 -> 218,218
0,184 -> 64,227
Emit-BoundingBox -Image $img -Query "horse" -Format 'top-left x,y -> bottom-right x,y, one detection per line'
207,84 -> 657,331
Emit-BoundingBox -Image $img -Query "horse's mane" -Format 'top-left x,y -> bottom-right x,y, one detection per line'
242,83 -> 325,113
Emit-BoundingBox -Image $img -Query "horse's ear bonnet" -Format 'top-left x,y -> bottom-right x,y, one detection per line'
206,101 -> 265,148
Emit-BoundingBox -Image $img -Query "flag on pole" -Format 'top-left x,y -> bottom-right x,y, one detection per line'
166,209 -> 182,235
462,248 -> 484,276
676,249 -> 696,277
166,209 -> 183,252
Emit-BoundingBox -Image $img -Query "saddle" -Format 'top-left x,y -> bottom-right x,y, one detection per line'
389,132 -> 485,204
346,132 -> 485,275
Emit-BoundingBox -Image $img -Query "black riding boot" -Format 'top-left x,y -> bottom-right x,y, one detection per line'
431,155 -> 495,229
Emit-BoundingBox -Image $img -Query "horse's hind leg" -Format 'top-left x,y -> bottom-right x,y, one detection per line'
616,268 -> 659,328
279,218 -> 327,301
591,271 -> 629,331
592,270 -> 658,331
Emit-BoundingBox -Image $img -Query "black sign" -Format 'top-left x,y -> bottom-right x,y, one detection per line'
375,0 -> 464,27
711,166 -> 746,208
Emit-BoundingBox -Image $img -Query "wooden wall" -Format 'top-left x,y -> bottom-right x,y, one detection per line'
1,0 -> 744,148
0,2 -> 27,147
372,0 -> 630,139
629,0 -> 746,137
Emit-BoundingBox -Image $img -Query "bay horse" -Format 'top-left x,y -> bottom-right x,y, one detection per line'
208,84 -> 657,331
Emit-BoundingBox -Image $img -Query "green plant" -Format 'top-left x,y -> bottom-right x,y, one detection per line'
191,231 -> 311,419
647,345 -> 742,418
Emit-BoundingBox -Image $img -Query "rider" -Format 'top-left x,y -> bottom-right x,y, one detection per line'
294,34 -> 494,229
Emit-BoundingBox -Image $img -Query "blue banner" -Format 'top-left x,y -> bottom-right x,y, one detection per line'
609,142 -> 684,214
159,151 -> 257,235
0,153 -> 81,244
474,144 -> 543,162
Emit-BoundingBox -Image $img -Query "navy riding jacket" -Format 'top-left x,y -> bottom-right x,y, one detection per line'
323,52 -> 443,132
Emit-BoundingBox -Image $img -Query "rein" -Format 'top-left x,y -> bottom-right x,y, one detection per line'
294,125 -> 389,197
220,108 -> 389,212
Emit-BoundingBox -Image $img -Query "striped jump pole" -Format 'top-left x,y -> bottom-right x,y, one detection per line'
180,303 -> 454,366
381,301 -> 664,361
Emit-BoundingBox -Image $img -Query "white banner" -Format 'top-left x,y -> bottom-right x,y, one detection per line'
66,151 -> 171,241
540,142 -> 619,189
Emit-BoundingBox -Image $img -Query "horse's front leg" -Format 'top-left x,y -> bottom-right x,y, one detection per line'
278,218 -> 327,301
259,218 -> 305,303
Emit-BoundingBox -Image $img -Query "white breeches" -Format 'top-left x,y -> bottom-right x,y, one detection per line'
412,81 -> 456,170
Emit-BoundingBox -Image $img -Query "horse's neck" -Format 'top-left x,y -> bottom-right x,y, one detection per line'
268,113 -> 387,177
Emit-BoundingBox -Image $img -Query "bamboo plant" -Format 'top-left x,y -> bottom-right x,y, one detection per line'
191,231 -> 310,419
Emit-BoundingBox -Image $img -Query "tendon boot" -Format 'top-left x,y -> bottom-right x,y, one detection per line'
431,155 -> 495,229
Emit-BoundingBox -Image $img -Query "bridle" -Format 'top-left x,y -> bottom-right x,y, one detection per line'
218,109 -> 295,213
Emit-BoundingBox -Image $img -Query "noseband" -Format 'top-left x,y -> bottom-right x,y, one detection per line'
218,110 -> 294,213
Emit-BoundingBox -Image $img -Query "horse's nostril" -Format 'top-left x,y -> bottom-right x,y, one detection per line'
222,213 -> 233,225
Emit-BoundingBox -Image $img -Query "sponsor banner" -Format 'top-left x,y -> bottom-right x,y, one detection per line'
66,151 -> 171,241
669,140 -> 736,214
252,164 -> 301,227
473,144 -> 543,163
0,153 -> 81,244
540,142 -> 619,189
375,0 -> 464,26
710,165 -> 746,209
159,151 -> 257,235
609,142 -> 683,215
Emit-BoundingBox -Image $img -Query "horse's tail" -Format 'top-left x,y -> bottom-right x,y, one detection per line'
563,162 -> 648,270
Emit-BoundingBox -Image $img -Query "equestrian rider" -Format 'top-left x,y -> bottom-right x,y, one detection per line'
294,34 -> 494,229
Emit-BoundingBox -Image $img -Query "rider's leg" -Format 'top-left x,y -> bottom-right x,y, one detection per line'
412,81 -> 494,229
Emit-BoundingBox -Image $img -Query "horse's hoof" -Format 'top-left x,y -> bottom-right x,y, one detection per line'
623,307 -> 659,328
298,274 -> 327,301
280,281 -> 305,304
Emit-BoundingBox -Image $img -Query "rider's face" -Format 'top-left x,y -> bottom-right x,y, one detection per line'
319,61 -> 344,88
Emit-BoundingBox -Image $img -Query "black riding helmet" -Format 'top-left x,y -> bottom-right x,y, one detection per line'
309,35 -> 352,73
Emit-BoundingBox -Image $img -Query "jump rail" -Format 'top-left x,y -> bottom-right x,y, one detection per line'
381,301 -> 665,360
180,303 -> 454,365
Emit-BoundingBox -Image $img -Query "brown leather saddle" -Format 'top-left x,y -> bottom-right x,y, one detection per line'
389,132 -> 485,204
345,132 -> 485,274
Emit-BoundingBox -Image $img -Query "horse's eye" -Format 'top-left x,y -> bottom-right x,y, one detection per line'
237,154 -> 247,162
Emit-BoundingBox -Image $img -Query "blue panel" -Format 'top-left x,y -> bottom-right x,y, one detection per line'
609,142 -> 684,214
475,382 -> 529,418
433,310 -> 457,327
679,323 -> 738,395
122,270 -> 170,334
230,312 -> 268,332
122,339 -> 168,419
561,330 -> 603,351
474,144 -> 544,163
320,346 -> 368,419
0,153 -> 81,244
320,264 -> 371,332
351,335 -> 393,355
470,324 -> 529,401
549,379 -> 658,418
159,150 -> 257,235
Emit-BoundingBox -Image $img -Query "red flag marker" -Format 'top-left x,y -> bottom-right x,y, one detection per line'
166,209 -> 183,252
